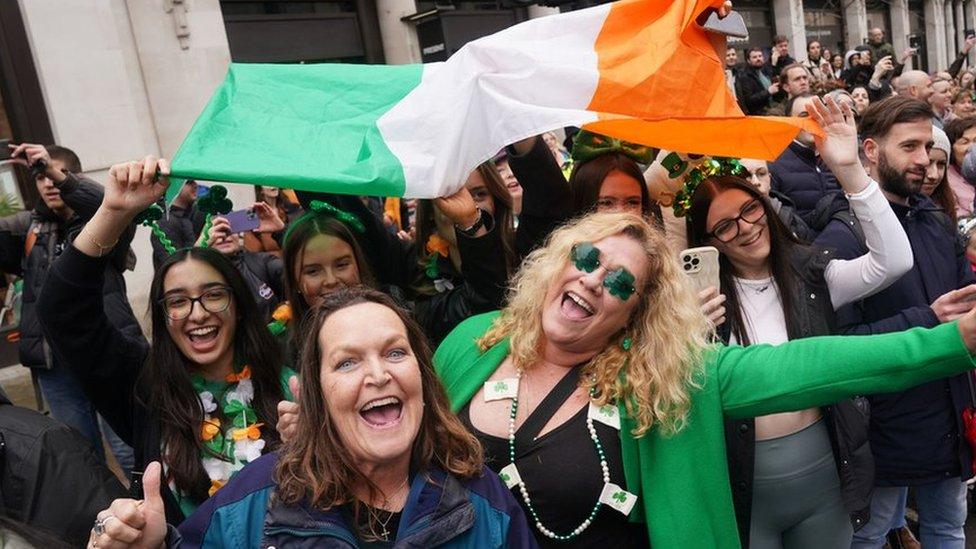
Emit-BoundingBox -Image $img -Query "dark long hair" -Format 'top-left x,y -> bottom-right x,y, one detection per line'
281,214 -> 376,349
686,176 -> 804,345
568,152 -> 652,217
414,162 -> 517,282
927,152 -> 959,224
274,288 -> 482,537
140,248 -> 284,503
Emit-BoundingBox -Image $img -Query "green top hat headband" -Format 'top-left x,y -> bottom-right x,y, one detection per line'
570,129 -> 657,166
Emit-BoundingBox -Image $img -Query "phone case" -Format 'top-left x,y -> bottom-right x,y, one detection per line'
225,208 -> 260,233
678,246 -> 721,294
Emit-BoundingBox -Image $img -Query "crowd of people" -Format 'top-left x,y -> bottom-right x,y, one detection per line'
4,14 -> 976,549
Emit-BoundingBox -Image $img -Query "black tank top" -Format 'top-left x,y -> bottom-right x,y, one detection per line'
459,367 -> 649,548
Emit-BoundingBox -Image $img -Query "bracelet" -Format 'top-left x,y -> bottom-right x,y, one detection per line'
82,228 -> 118,257
456,208 -> 485,237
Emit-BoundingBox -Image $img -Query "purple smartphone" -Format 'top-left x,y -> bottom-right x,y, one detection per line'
224,208 -> 260,233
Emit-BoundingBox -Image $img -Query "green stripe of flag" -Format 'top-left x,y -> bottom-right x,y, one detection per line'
167,62 -> 424,202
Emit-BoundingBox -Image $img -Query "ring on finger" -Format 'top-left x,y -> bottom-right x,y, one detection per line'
93,515 -> 117,535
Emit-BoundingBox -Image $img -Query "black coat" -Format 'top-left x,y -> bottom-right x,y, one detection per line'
0,173 -> 143,370
151,203 -> 203,269
735,66 -> 775,115
815,195 -> 975,486
36,245 -> 188,520
718,246 -> 874,545
232,251 -> 284,323
769,141 -> 841,224
0,389 -> 127,546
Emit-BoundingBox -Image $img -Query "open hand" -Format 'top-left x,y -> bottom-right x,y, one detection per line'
252,202 -> 285,234
806,96 -> 859,172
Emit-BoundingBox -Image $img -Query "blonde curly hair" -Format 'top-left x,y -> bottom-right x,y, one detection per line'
479,213 -> 710,435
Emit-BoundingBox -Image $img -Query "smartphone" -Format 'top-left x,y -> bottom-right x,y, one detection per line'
909,35 -> 921,50
0,140 -> 9,162
224,208 -> 260,233
679,246 -> 721,294
967,29 -> 975,39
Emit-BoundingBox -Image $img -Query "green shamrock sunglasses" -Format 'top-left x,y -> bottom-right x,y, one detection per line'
569,242 -> 638,301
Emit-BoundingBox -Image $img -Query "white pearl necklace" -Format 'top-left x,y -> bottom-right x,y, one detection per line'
507,370 -> 609,541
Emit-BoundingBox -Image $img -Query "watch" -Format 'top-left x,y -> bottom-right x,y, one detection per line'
456,208 -> 485,237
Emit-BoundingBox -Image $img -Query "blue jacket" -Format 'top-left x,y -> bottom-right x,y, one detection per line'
770,141 -> 841,224
177,452 -> 537,548
814,195 -> 975,486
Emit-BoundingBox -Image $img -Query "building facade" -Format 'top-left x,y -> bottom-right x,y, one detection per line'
0,0 -> 972,320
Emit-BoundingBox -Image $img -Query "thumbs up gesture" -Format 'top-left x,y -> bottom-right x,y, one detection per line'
88,462 -> 167,549
276,376 -> 301,443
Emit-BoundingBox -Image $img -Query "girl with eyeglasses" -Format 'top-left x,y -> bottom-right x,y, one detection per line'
36,156 -> 294,525
686,98 -> 913,547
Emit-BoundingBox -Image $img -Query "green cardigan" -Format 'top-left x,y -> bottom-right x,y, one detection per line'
432,312 -> 976,548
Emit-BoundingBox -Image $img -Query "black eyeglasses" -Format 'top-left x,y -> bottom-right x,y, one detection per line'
159,287 -> 232,321
707,199 -> 767,243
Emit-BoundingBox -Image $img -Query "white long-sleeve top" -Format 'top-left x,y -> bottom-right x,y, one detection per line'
732,179 -> 912,345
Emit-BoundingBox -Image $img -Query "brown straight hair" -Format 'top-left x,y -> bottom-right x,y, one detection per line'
274,288 -> 483,534
859,96 -> 934,142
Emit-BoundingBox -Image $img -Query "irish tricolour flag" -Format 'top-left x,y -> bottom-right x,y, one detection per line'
169,0 -> 812,199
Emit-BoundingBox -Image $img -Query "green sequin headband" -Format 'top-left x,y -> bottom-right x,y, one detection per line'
666,154 -> 747,218
282,200 -> 365,247
133,184 -> 234,255
571,129 -> 657,166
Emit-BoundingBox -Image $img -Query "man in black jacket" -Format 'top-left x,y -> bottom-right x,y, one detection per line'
1,143 -> 143,475
767,35 -> 796,77
0,386 -> 126,546
735,47 -> 780,115
815,97 -> 976,548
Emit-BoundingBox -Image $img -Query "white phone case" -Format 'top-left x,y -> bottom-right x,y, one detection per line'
678,246 -> 721,294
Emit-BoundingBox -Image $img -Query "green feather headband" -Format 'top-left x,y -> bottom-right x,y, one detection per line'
667,154 -> 747,218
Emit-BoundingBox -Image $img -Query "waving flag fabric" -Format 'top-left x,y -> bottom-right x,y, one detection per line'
169,0 -> 814,199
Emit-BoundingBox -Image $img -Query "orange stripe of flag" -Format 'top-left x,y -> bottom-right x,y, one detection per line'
587,0 -> 819,160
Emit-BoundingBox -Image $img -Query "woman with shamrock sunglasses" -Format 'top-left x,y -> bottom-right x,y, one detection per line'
434,210 -> 976,548
36,156 -> 295,525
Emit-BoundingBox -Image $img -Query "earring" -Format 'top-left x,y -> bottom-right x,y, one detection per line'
621,337 -> 632,351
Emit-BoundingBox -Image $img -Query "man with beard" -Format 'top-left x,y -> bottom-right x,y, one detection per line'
735,47 -> 779,115
815,96 -> 976,549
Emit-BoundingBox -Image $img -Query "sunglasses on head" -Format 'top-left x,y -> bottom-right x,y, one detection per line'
569,242 -> 638,301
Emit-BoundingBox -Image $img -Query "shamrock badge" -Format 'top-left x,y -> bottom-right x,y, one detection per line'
197,185 -> 233,215
494,381 -> 509,393
612,491 -> 628,503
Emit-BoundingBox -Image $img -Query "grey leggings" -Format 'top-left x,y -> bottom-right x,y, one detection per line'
749,418 -> 853,549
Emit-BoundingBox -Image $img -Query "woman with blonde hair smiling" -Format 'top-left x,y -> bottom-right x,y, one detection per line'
435,211 -> 976,548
